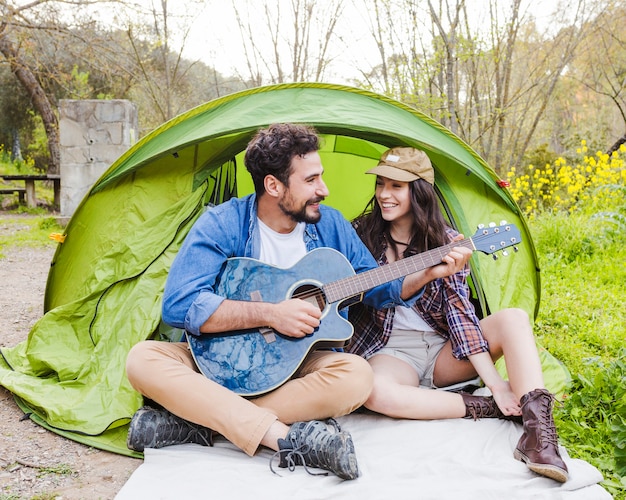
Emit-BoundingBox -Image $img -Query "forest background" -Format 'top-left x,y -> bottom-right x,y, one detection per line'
0,0 -> 625,498
1,0 -> 626,175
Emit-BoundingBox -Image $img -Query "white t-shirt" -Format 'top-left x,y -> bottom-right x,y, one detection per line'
258,218 -> 307,268
393,304 -> 434,332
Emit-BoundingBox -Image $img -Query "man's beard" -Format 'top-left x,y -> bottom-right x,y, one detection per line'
279,196 -> 324,224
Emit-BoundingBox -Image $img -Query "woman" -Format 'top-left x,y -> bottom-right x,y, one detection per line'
348,146 -> 568,483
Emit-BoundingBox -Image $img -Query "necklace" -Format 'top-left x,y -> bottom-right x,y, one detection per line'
388,235 -> 410,246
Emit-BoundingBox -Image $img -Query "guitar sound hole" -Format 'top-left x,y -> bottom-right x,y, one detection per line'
292,284 -> 326,312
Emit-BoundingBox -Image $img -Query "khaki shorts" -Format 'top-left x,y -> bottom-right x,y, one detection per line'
370,328 -> 446,388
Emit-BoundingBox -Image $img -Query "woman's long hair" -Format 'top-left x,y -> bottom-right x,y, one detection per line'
354,178 -> 450,260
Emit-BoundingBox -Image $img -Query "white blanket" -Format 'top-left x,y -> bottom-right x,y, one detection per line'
116,413 -> 610,500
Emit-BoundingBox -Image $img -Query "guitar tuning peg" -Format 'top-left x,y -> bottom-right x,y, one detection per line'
477,223 -> 485,229
492,254 -> 498,261
488,222 -> 496,227
500,220 -> 508,226
502,250 -> 509,257
513,246 -> 519,253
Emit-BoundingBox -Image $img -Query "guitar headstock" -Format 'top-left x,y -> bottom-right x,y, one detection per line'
472,222 -> 521,259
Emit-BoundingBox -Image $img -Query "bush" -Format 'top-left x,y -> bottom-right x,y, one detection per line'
507,142 -> 626,218
556,355 -> 626,495
516,141 -> 626,497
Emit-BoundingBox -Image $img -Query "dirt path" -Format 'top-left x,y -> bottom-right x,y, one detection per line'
0,215 -> 140,499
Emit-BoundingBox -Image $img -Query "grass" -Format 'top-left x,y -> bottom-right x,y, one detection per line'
36,463 -> 75,477
0,215 -> 62,259
531,209 -> 626,498
533,212 -> 626,373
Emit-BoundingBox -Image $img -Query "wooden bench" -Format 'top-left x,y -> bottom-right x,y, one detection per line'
0,187 -> 27,204
0,174 -> 60,208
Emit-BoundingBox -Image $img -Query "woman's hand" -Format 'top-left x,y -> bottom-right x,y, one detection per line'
490,380 -> 522,416
426,238 -> 472,280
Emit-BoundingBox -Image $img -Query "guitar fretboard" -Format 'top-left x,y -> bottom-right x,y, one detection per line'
322,238 -> 476,303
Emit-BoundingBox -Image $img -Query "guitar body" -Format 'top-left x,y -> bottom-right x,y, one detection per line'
187,248 -> 356,397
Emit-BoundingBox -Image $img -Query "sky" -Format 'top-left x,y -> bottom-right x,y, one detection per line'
172,1 -> 378,82
170,0 -> 563,82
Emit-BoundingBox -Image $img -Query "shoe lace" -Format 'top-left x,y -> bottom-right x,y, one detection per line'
162,416 -> 214,447
270,443 -> 329,477
188,426 -> 215,447
465,397 -> 500,420
269,419 -> 341,477
537,393 -> 559,449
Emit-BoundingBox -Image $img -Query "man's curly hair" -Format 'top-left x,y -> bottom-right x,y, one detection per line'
244,123 -> 320,195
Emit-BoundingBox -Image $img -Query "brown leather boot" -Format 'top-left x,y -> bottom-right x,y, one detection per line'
461,392 -> 522,423
513,388 -> 569,483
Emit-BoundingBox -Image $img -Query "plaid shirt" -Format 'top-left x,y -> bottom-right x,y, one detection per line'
347,228 -> 489,361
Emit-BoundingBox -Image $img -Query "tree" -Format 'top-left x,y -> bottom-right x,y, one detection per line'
568,1 -> 626,153
0,0 -> 63,173
354,0 -> 599,173
427,0 -> 463,136
0,0 -> 242,170
231,0 -> 345,85
121,0 -> 213,124
355,0 -> 446,117
0,65 -> 35,159
0,0 -> 140,172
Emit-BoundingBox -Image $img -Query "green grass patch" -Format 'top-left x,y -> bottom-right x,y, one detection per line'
36,463 -> 75,478
0,149 -> 38,175
531,210 -> 626,497
0,215 -> 63,258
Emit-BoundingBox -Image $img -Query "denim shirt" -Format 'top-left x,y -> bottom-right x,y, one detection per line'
162,193 -> 415,335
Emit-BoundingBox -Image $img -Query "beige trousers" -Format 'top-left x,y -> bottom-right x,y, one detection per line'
125,341 -> 373,456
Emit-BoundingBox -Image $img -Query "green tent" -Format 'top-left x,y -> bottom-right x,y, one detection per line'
0,83 -> 565,457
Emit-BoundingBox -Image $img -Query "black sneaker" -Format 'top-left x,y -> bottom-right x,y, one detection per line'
271,419 -> 359,480
127,406 -> 215,452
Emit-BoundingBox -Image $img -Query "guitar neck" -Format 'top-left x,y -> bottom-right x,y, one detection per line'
323,237 -> 476,304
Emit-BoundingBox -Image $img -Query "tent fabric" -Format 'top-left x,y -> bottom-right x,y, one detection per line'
0,83 -> 562,456
43,83 -> 540,316
1,189 -> 205,449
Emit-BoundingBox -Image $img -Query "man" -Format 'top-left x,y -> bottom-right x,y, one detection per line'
125,124 -> 471,480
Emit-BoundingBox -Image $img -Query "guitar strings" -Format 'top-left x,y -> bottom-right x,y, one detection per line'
288,229 -> 517,303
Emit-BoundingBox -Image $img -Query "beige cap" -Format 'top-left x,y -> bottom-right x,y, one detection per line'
366,147 -> 434,185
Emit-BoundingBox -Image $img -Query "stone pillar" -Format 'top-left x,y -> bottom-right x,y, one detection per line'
59,100 -> 138,217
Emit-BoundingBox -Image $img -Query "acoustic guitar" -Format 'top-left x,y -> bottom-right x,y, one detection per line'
187,222 -> 521,396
